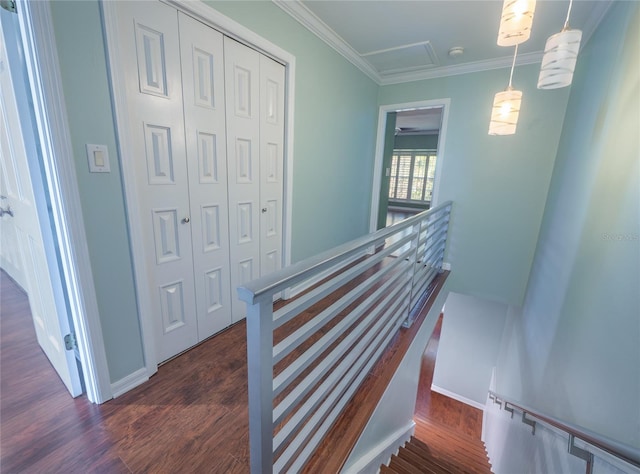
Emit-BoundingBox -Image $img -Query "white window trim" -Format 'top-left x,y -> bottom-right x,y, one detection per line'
369,99 -> 450,233
102,0 -> 296,380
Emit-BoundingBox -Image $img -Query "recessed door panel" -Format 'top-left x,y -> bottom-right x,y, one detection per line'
159,280 -> 186,333
201,204 -> 221,252
152,208 -> 181,264
233,66 -> 252,118
144,124 -> 175,185
197,131 -> 218,183
193,47 -> 215,108
135,23 -> 168,97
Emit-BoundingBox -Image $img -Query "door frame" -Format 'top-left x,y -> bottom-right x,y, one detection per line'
15,1 -> 112,403
369,99 -> 451,233
102,0 -> 296,376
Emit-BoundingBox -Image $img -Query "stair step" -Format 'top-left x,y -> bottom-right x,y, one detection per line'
389,454 -> 426,474
412,427 -> 492,474
397,446 -> 452,474
403,442 -> 457,473
414,425 -> 489,459
380,465 -> 399,474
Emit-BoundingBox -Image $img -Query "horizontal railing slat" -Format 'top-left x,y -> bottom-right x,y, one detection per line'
272,247 -> 413,365
272,273 -> 413,417
272,231 -> 416,329
272,286 -> 411,455
278,298 -> 411,473
242,202 -> 453,473
273,273 -> 408,396
274,296 -> 402,472
238,201 -> 452,305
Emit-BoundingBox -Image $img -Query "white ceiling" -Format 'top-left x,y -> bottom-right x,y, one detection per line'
396,107 -> 443,134
274,0 -> 613,85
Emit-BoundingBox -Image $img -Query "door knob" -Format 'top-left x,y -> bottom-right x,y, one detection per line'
261,208 -> 267,213
182,217 -> 190,224
0,206 -> 14,217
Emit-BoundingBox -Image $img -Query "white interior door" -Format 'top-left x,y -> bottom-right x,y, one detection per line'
259,55 -> 285,277
0,9 -> 82,396
178,12 -> 233,340
111,1 -> 287,362
225,37 -> 261,323
117,2 -> 198,362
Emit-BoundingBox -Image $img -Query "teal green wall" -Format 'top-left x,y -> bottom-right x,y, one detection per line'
504,2 -> 639,447
49,1 -> 378,384
50,1 -> 144,382
379,65 -> 570,307
208,1 -> 379,261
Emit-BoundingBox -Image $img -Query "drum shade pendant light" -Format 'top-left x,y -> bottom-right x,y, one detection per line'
538,0 -> 582,89
497,0 -> 537,46
489,45 -> 522,135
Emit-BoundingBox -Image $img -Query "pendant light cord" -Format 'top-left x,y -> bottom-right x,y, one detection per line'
564,0 -> 574,29
508,44 -> 518,88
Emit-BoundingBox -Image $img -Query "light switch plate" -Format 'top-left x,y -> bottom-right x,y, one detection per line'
86,144 -> 111,173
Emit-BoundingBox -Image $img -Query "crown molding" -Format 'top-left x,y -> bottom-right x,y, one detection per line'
273,0 -> 613,86
378,51 -> 543,85
272,0 -> 381,83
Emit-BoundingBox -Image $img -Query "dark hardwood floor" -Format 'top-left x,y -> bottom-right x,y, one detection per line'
1,270 -> 485,473
415,314 -> 483,439
1,270 -> 250,474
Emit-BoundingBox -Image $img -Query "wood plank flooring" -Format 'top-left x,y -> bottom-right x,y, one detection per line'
1,269 -> 486,473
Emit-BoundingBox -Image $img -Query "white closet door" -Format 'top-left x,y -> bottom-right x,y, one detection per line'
224,38 -> 261,323
259,55 -> 285,277
178,13 -> 232,339
118,2 -> 197,362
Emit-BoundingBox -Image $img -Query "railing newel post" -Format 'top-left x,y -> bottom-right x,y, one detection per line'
245,296 -> 275,474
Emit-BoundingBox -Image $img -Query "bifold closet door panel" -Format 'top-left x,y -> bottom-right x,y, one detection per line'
224,37 -> 261,323
178,12 -> 233,339
117,2 -> 199,362
259,55 -> 285,277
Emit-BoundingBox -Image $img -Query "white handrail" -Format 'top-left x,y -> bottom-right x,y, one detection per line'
239,201 -> 452,473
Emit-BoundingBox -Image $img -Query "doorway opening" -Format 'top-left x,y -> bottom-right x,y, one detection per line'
370,99 -> 450,232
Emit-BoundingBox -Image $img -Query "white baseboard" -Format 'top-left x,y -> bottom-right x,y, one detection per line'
431,384 -> 485,411
111,367 -> 148,398
343,421 -> 415,474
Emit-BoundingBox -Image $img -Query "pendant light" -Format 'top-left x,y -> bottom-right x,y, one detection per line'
497,0 -> 537,46
489,45 -> 522,136
537,0 -> 582,89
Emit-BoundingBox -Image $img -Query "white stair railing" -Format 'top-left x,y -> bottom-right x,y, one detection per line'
238,201 -> 452,473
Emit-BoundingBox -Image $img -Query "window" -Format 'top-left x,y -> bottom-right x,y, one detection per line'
389,149 -> 437,204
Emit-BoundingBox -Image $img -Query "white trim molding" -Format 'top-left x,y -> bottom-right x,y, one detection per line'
273,0 -> 379,84
102,0 -> 296,375
431,384 -> 486,411
16,0 -> 112,403
111,368 -> 149,398
369,99 -> 451,234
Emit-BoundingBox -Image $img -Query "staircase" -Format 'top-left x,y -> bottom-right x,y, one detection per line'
382,428 -> 492,474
